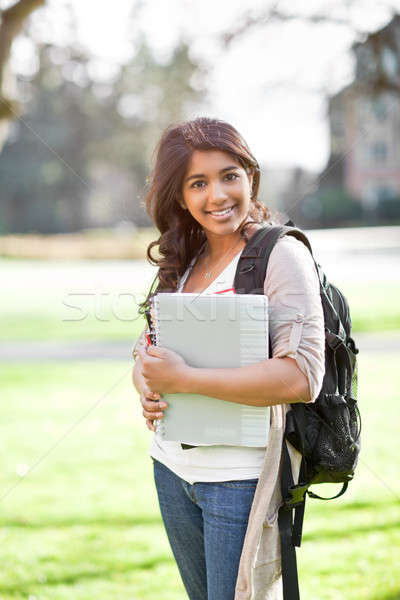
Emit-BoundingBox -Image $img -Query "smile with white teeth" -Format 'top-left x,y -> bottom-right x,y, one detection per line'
207,205 -> 235,216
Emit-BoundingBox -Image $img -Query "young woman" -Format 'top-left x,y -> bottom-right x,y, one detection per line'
132,117 -> 325,600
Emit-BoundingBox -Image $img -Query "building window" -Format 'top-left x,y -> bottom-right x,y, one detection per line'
382,46 -> 398,79
371,142 -> 387,163
371,98 -> 387,121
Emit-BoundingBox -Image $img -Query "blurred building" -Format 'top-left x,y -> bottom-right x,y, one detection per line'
323,14 -> 400,213
269,16 -> 400,230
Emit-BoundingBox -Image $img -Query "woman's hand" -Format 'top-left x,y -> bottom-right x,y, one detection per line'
136,344 -> 189,395
132,352 -> 169,433
140,382 -> 168,433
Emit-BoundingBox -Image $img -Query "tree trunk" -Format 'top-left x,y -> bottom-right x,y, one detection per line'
0,0 -> 45,149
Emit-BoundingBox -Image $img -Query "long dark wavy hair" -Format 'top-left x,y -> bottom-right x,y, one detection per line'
138,117 -> 271,315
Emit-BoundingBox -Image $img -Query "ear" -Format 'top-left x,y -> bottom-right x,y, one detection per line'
176,193 -> 187,210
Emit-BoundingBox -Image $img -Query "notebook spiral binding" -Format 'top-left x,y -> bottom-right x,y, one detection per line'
151,295 -> 165,437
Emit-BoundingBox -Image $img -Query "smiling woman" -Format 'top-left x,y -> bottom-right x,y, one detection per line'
177,149 -> 260,287
180,150 -> 253,230
140,118 -> 268,296
131,117 -> 325,600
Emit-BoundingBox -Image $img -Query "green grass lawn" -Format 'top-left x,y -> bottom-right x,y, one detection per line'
1,281 -> 399,342
343,283 -> 400,333
0,258 -> 153,342
0,354 -> 399,598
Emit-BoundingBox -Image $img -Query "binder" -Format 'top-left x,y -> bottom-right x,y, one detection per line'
151,292 -> 270,447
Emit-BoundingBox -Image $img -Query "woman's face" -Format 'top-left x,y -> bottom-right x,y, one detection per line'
180,149 -> 254,237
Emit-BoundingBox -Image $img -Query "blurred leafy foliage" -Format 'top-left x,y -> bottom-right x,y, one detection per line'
301,187 -> 364,227
0,38 -> 206,233
377,192 -> 400,219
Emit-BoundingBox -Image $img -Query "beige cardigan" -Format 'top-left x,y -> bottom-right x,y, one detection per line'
134,235 -> 325,599
234,405 -> 302,599
235,235 -> 324,600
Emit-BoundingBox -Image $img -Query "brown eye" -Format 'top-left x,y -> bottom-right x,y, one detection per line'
225,173 -> 239,181
191,180 -> 206,189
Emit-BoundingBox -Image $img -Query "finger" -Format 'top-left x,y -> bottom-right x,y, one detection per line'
141,398 -> 168,412
144,388 -> 161,401
136,345 -> 147,361
146,345 -> 165,358
140,394 -> 157,411
141,388 -> 163,404
141,389 -> 166,406
141,396 -> 159,411
146,418 -> 156,432
142,408 -> 164,420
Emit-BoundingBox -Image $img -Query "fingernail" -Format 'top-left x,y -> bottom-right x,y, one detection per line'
159,403 -> 167,408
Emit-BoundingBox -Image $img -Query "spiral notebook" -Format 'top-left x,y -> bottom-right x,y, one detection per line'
151,292 -> 270,447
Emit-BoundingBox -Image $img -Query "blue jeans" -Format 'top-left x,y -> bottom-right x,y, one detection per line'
152,457 -> 258,600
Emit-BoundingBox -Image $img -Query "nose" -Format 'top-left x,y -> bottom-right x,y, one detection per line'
208,180 -> 228,205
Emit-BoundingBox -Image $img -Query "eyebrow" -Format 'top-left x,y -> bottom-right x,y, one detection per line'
184,165 -> 239,183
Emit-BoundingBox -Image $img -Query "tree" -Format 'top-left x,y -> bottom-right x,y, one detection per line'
0,43 -> 97,232
89,37 -> 206,226
0,0 -> 45,148
0,38 -> 206,233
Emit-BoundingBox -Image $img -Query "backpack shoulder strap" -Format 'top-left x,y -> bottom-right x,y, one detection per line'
234,223 -> 313,295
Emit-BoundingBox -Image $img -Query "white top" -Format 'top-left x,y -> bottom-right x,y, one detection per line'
145,234 -> 325,485
149,245 -> 268,484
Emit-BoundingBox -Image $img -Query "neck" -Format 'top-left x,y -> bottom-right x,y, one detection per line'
202,221 -> 262,261
203,232 -> 243,262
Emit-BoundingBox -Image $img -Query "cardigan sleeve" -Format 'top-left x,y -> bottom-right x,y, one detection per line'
263,235 -> 325,403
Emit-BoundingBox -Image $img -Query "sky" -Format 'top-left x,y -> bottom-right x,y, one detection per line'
8,0 -> 400,172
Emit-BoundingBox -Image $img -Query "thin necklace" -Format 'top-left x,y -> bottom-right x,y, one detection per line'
201,236 -> 244,280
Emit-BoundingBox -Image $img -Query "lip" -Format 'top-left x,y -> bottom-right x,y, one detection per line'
206,205 -> 236,215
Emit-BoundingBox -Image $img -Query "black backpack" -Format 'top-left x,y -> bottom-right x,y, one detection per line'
233,222 -> 361,600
